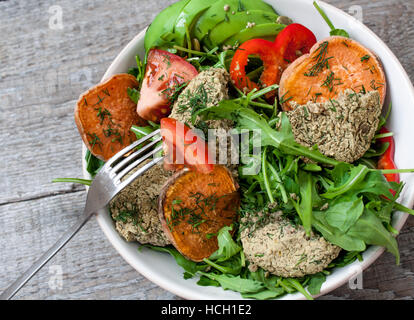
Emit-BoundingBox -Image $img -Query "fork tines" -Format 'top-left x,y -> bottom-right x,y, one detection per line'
103,129 -> 163,184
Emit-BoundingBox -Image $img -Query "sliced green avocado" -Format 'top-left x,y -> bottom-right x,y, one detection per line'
144,0 -> 191,52
173,0 -> 217,47
222,23 -> 286,47
194,0 -> 277,41
205,10 -> 279,49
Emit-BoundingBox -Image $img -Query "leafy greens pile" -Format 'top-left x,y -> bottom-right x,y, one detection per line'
58,1 -> 414,300
142,92 -> 413,300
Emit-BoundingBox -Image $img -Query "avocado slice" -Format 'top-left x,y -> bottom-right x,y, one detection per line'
173,0 -> 217,47
222,23 -> 286,47
194,0 -> 276,41
145,0 -> 191,52
205,10 -> 279,49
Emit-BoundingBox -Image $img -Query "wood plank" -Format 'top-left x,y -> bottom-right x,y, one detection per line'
0,191 -> 178,300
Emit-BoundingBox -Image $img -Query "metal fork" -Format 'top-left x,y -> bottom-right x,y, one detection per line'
0,129 -> 162,300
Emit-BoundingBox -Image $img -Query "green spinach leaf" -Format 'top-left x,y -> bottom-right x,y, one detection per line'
325,195 -> 364,233
347,209 -> 400,264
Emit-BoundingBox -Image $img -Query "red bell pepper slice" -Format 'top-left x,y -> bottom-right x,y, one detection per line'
230,39 -> 280,94
273,23 -> 317,71
377,127 -> 399,193
229,24 -> 316,97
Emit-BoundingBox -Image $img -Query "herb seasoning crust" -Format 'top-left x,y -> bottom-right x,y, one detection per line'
110,160 -> 173,246
287,89 -> 382,163
241,210 -> 341,278
169,68 -> 238,175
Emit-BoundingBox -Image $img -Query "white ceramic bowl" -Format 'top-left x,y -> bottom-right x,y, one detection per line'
83,0 -> 414,299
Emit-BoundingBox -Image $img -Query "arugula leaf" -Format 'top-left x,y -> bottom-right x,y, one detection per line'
322,165 -> 369,199
292,170 -> 313,235
307,272 -> 326,295
198,272 -> 265,294
127,54 -> 146,104
313,1 -> 350,38
312,210 -> 366,252
203,256 -> 242,275
127,87 -> 140,104
353,171 -> 395,199
197,275 -> 220,287
200,100 -> 339,166
330,29 -> 350,37
248,268 -> 280,292
85,149 -> 105,177
284,278 -> 314,300
366,200 -> 392,224
347,209 -> 400,264
208,225 -> 241,262
362,142 -> 390,159
145,246 -> 207,277
242,288 -> 285,300
331,251 -> 363,268
52,178 -> 92,186
131,125 -> 157,140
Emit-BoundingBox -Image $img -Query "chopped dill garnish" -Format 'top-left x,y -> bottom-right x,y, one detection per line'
361,55 -> 371,62
280,91 -> 293,104
162,79 -> 189,103
321,71 -> 343,92
304,41 -> 332,77
312,92 -> 322,103
370,80 -> 383,90
87,133 -> 102,150
93,94 -> 105,106
329,99 -> 338,112
96,107 -> 111,125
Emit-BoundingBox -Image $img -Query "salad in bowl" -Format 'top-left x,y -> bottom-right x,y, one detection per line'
60,0 -> 414,299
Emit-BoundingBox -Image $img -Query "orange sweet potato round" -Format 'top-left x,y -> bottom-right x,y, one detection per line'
279,36 -> 387,111
75,74 -> 147,161
159,166 -> 240,262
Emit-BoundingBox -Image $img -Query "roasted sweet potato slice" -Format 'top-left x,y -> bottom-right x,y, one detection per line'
75,74 -> 147,161
279,36 -> 387,110
159,165 -> 240,262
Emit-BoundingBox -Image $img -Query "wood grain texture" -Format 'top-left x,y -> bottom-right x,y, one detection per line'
0,0 -> 413,300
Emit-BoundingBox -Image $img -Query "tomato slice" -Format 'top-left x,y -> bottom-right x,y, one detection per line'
137,49 -> 198,123
273,23 -> 317,71
160,118 -> 214,174
229,24 -> 316,98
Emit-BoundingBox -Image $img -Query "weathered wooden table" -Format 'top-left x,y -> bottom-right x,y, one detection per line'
1,0 -> 413,300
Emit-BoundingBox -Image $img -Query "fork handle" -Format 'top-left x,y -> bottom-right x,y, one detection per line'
0,212 -> 94,300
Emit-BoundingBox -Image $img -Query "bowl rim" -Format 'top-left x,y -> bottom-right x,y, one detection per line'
83,0 -> 414,300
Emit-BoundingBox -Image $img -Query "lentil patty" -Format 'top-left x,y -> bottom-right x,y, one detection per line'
241,211 -> 341,278
110,160 -> 173,246
169,67 -> 238,174
287,89 -> 382,163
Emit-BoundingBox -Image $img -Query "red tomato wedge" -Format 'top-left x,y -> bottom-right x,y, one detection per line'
160,118 -> 214,174
137,49 -> 198,123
